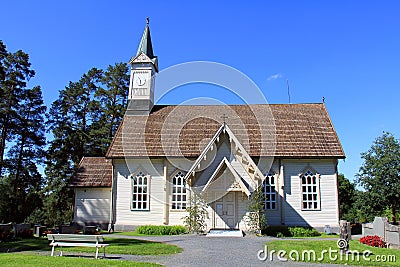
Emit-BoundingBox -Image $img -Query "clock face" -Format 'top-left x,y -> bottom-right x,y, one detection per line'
135,75 -> 147,86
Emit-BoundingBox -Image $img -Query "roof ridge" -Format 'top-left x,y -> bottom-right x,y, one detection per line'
151,103 -> 324,107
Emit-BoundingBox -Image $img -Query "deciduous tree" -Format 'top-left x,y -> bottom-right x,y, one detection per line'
356,132 -> 400,223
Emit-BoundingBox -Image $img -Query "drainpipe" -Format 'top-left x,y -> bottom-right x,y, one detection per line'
108,161 -> 115,232
334,159 -> 340,224
163,159 -> 169,225
279,159 -> 285,225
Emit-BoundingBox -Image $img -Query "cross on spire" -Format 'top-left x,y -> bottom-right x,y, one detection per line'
221,114 -> 228,126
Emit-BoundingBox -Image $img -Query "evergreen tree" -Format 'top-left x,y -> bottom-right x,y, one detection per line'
0,43 -> 35,174
1,86 -> 45,223
44,64 -> 129,225
90,63 -> 129,155
45,68 -> 103,225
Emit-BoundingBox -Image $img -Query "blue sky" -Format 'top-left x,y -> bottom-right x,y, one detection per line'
1,1 -> 399,182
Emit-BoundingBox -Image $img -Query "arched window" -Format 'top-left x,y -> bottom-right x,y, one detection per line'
131,171 -> 149,210
263,172 -> 277,210
301,170 -> 320,210
172,171 -> 186,210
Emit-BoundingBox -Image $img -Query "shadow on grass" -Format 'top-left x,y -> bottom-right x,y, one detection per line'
54,254 -> 123,260
0,237 -> 182,255
0,238 -> 50,253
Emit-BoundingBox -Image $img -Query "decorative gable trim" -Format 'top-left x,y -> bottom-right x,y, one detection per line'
129,51 -> 153,64
185,124 -> 225,180
128,166 -> 149,179
201,157 -> 251,196
129,51 -> 158,71
184,124 -> 264,189
298,165 -> 320,178
224,125 -> 265,186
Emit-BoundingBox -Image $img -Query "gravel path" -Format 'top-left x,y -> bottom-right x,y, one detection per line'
105,234 -> 349,267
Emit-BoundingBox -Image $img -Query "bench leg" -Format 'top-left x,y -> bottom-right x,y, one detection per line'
95,247 -> 99,259
60,246 -> 63,256
51,246 -> 55,256
103,246 -> 106,258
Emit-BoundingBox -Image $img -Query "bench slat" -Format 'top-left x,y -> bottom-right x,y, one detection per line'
51,242 -> 109,247
48,234 -> 105,242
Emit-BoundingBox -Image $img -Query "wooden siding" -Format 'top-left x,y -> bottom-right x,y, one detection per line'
113,158 -> 165,226
112,157 -> 339,229
74,188 -> 111,225
283,159 -> 339,227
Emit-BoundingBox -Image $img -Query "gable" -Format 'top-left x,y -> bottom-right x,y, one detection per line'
184,124 -> 263,195
200,157 -> 251,197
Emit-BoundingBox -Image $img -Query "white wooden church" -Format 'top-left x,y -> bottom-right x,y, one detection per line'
69,21 -> 345,232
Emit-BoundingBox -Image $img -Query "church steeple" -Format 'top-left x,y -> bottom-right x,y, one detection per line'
137,18 -> 154,57
130,17 -> 158,71
127,18 -> 158,115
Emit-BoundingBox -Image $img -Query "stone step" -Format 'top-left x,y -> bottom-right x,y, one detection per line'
206,229 -> 244,237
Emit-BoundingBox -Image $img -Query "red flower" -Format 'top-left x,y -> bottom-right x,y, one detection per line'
360,235 -> 386,248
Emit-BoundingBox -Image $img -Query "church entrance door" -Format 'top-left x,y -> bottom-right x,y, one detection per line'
213,191 -> 237,229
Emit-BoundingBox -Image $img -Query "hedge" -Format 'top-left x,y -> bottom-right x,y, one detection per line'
136,225 -> 186,235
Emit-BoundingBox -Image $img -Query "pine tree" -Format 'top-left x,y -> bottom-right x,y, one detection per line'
90,63 -> 129,155
0,43 -> 35,174
44,68 -> 103,225
44,63 -> 129,225
1,86 -> 46,223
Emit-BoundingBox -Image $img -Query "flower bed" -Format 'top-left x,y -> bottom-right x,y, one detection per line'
360,235 -> 387,248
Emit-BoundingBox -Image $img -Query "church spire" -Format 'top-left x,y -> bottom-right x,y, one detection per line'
132,17 -> 158,71
127,18 -> 158,115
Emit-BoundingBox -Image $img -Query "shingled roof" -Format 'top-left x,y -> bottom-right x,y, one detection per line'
106,103 -> 345,159
69,157 -> 112,187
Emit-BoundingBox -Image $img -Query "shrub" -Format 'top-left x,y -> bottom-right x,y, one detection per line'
288,227 -> 320,237
136,225 -> 186,235
183,196 -> 209,234
263,226 -> 321,237
263,226 -> 291,237
360,235 -> 387,248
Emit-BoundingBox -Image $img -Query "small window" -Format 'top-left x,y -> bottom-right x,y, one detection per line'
263,173 -> 277,210
301,170 -> 319,210
132,171 -> 149,210
171,171 -> 186,210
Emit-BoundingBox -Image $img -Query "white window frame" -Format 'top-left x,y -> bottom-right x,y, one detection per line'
130,169 -> 150,211
171,170 -> 187,211
299,167 -> 321,211
263,171 -> 278,210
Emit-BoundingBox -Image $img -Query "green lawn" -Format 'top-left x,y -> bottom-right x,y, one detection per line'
0,237 -> 182,255
0,253 -> 161,267
266,240 -> 399,266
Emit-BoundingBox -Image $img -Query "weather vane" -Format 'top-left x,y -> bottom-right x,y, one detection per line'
146,17 -> 150,25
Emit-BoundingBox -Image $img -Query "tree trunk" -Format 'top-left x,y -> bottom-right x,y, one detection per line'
391,205 -> 396,224
0,123 -> 7,173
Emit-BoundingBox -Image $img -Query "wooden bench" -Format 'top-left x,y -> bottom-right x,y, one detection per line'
47,234 -> 109,259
